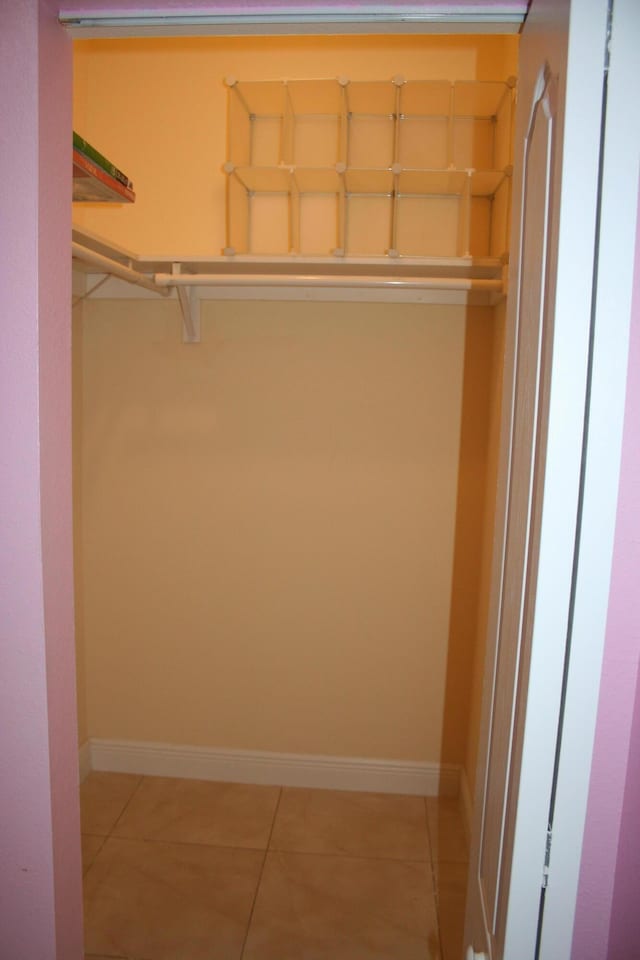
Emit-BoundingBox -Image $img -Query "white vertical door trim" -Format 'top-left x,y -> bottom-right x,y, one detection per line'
502,1 -> 610,956
465,1 -> 574,948
477,63 -> 559,950
539,0 -> 640,956
465,1 -> 612,957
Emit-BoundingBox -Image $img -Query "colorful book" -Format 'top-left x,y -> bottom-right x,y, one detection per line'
72,150 -> 136,203
72,132 -> 133,189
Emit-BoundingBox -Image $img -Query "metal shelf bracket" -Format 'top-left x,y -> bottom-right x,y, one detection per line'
172,264 -> 201,343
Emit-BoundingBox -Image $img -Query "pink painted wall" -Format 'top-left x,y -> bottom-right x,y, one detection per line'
571,186 -> 640,958
0,2 -> 634,957
608,658 -> 640,957
0,2 -> 83,958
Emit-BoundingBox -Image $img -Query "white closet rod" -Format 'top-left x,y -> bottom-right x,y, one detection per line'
72,244 -> 503,295
72,242 -> 170,297
154,273 -> 503,292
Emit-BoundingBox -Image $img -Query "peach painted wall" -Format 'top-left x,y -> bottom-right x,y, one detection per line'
0,2 -> 83,957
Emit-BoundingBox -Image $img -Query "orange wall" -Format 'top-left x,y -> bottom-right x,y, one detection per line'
73,34 -> 518,255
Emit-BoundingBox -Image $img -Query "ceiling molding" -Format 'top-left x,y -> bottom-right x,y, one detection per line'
59,3 -> 527,37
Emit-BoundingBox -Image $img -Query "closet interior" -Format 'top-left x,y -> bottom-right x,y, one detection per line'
72,30 -> 518,821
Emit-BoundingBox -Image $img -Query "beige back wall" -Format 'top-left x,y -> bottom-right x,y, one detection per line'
79,297 -> 473,761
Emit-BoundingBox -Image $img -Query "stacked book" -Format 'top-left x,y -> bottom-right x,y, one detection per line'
72,132 -> 136,203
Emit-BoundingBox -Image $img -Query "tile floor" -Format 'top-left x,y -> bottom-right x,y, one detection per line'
80,772 -> 469,960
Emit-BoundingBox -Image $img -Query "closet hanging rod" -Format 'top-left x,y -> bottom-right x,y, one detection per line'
153,273 -> 503,293
72,242 -> 170,297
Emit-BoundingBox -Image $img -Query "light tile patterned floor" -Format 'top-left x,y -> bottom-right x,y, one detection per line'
81,772 -> 469,960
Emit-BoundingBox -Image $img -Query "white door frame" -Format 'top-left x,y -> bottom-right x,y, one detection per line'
537,0 -> 640,955
466,1 -> 639,955
466,1 -> 611,955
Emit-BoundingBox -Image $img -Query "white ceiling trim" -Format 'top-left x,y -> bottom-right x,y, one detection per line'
59,3 -> 527,37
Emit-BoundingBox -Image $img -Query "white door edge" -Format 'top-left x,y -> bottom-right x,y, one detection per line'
538,0 -> 640,955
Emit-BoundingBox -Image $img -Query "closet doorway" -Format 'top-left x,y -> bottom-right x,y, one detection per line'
58,1 -> 636,960
70,21 -> 517,960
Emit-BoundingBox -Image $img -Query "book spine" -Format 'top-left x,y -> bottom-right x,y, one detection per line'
73,150 -> 136,203
72,132 -> 133,188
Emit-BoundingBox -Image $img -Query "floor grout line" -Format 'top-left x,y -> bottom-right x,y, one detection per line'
82,776 -> 469,960
239,785 -> 283,960
108,772 -> 146,837
255,845 -> 433,864
80,772 -> 144,879
425,795 -> 447,958
94,835 -> 274,854
89,831 -> 436,864
81,833 -> 109,878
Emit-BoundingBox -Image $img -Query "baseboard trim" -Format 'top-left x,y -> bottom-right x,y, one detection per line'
78,740 -> 91,783
88,738 -> 460,797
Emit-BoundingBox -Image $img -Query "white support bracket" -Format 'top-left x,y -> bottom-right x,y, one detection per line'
172,263 -> 201,343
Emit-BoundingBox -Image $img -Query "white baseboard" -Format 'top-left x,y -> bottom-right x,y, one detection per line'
78,740 -> 91,783
86,737 -> 461,797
